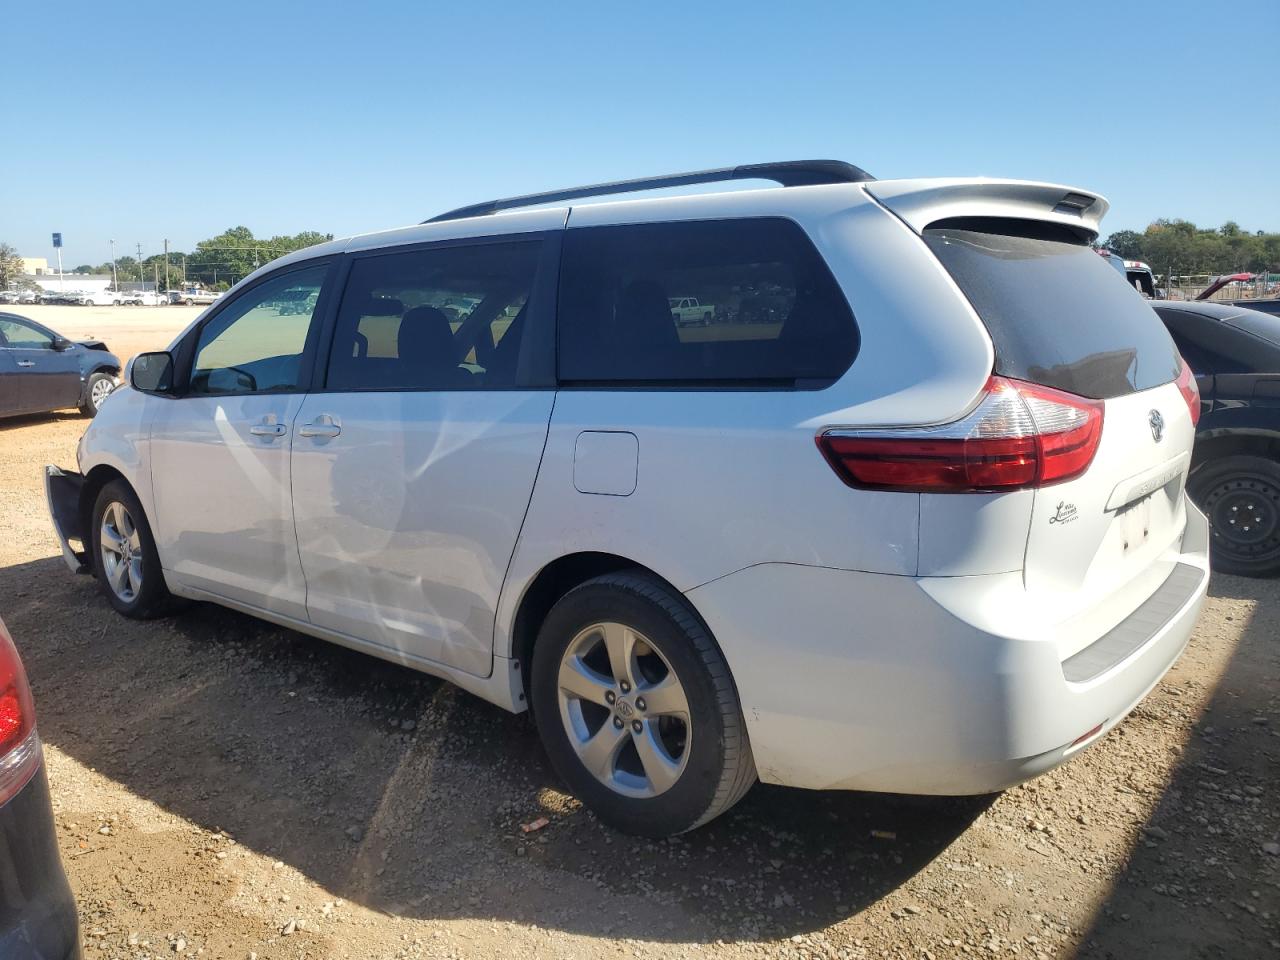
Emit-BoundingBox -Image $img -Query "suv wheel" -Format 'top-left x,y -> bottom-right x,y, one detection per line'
531,572 -> 755,836
90,480 -> 174,618
1189,455 -> 1280,577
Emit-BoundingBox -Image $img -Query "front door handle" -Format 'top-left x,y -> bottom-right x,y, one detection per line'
298,415 -> 341,439
249,422 -> 288,438
16,360 -> 34,368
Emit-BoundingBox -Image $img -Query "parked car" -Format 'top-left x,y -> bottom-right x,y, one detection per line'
0,615 -> 81,959
166,289 -> 221,306
1154,300 -> 1280,576
121,290 -> 166,306
1,313 -> 121,418
1098,249 -> 1159,298
70,289 -> 125,307
46,161 -> 1208,837
668,296 -> 714,326
1194,274 -> 1280,317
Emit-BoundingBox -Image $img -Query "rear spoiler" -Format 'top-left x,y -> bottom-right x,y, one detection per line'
865,178 -> 1109,241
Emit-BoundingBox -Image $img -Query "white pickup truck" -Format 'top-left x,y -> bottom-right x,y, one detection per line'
668,296 -> 714,326
167,288 -> 222,306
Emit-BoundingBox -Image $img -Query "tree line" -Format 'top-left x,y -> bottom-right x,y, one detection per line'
1103,220 -> 1280,277
1,227 -> 333,292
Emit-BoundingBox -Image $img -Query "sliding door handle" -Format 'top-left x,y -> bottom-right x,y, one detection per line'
299,415 -> 341,439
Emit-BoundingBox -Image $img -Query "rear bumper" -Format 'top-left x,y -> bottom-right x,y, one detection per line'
0,753 -> 81,960
44,467 -> 87,575
686,496 -> 1210,794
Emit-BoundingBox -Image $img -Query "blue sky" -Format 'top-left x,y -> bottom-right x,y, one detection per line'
4,0 -> 1275,267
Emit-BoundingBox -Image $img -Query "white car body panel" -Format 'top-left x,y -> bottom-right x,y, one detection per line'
76,385 -> 156,517
150,393 -> 309,620
290,390 -> 555,678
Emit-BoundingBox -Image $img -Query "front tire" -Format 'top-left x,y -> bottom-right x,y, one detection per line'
530,572 -> 755,836
80,372 -> 115,416
1188,454 -> 1280,577
90,480 -> 173,617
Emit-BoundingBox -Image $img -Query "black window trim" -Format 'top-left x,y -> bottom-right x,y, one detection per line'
173,257 -> 339,399
553,214 -> 859,392
311,230 -> 560,395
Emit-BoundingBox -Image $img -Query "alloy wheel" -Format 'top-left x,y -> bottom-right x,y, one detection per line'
99,501 -> 143,602
556,621 -> 691,798
91,377 -> 115,410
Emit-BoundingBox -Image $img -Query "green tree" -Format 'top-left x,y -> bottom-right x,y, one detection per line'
1103,230 -> 1144,259
186,226 -> 332,288
0,243 -> 26,289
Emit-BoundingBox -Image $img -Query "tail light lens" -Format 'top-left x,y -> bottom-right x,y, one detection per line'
817,376 -> 1104,493
0,617 -> 40,806
1176,359 -> 1201,427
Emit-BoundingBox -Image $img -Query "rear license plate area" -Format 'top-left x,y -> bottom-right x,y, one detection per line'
1119,493 -> 1153,554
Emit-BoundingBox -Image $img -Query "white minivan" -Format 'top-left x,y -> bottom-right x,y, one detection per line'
46,161 -> 1209,836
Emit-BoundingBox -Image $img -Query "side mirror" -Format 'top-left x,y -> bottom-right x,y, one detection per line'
130,351 -> 175,394
51,336 -> 72,351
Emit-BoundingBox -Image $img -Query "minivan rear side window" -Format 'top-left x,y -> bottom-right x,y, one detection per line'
924,219 -> 1180,399
326,239 -> 543,391
558,218 -> 858,387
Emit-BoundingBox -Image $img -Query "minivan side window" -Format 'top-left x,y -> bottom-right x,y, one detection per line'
325,239 -> 543,391
557,218 -> 858,386
189,265 -> 329,396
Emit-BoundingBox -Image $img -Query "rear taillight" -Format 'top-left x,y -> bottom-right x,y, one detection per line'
1176,359 -> 1201,427
817,376 -> 1104,493
0,617 -> 39,805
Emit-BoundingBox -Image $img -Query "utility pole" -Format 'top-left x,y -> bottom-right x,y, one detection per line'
136,243 -> 144,286
110,239 -> 118,290
181,254 -> 187,284
163,238 -> 170,291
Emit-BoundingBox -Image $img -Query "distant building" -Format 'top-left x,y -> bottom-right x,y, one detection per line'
23,273 -> 113,293
20,257 -> 50,275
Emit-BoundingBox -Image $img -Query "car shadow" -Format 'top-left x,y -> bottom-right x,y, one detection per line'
1071,572 -> 1279,958
0,410 -> 84,430
5,555 -> 990,943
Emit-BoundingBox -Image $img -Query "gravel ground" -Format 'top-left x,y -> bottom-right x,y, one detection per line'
0,307 -> 1277,959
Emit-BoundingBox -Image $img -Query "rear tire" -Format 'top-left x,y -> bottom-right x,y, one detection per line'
90,480 -> 174,618
530,571 -> 755,836
1188,454 -> 1280,577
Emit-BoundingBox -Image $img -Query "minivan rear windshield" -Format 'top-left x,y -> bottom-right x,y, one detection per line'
924,219 -> 1180,399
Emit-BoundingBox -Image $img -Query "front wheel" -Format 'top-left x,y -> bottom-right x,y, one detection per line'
81,372 -> 115,416
90,480 -> 174,617
1188,454 -> 1280,577
531,572 -> 755,836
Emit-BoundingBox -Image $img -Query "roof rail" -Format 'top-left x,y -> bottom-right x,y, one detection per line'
424,159 -> 874,224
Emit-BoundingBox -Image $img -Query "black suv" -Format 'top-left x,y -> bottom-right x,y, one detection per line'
1156,301 -> 1280,576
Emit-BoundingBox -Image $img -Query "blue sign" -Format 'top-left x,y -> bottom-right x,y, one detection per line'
52,233 -> 62,248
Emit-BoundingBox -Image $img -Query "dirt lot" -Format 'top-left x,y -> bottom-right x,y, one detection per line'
0,305 -> 1277,959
